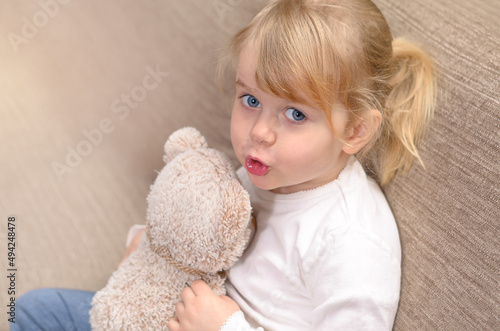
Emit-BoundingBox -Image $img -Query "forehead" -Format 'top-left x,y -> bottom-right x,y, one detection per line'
236,44 -> 258,82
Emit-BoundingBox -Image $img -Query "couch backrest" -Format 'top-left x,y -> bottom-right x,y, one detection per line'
373,0 -> 499,329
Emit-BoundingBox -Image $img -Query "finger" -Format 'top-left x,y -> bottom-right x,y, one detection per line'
180,285 -> 196,303
189,279 -> 213,296
167,316 -> 181,331
175,300 -> 185,317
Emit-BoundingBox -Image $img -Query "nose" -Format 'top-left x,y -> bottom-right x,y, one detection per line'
250,111 -> 277,146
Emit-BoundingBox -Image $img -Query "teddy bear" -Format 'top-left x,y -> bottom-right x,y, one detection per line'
89,127 -> 253,331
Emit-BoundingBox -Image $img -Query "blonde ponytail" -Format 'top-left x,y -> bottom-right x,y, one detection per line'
377,38 -> 437,185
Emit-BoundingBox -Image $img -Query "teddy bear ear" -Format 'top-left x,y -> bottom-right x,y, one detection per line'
163,127 -> 208,163
220,179 -> 252,243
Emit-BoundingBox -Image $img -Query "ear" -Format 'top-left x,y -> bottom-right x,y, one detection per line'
342,109 -> 382,155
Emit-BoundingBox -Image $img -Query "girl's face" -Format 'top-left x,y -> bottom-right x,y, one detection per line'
230,46 -> 352,194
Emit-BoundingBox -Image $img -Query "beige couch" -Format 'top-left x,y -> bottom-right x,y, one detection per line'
1,0 -> 498,330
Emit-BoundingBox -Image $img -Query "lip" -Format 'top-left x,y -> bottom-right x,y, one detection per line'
245,156 -> 270,176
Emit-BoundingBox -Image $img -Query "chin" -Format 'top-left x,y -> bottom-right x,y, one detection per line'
247,174 -> 277,191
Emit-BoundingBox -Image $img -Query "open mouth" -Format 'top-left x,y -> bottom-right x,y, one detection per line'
245,156 -> 270,176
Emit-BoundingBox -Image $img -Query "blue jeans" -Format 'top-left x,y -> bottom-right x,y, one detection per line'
10,288 -> 95,331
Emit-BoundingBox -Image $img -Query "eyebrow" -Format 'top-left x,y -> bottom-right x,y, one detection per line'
235,79 -> 250,89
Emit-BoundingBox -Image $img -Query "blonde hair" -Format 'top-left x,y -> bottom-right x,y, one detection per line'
219,0 -> 436,185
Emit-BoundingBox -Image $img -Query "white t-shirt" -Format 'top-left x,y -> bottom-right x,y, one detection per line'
223,156 -> 401,331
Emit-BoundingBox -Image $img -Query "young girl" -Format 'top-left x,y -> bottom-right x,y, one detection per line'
12,0 -> 435,330
167,0 -> 435,330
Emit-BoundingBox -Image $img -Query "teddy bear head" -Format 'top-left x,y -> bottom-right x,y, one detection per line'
146,127 -> 252,275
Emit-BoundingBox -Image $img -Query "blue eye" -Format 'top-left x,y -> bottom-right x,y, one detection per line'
242,95 -> 261,108
285,108 -> 306,122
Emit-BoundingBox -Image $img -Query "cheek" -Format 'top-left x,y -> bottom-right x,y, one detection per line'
230,108 -> 244,149
281,132 -> 341,167
230,117 -> 238,148
278,138 -> 316,165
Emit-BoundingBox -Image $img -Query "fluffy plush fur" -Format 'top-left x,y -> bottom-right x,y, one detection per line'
89,127 -> 252,331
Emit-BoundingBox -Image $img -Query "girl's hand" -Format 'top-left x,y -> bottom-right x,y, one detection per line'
167,279 -> 240,331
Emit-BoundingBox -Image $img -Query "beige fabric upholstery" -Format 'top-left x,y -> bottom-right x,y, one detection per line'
375,0 -> 500,329
1,0 -> 498,330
